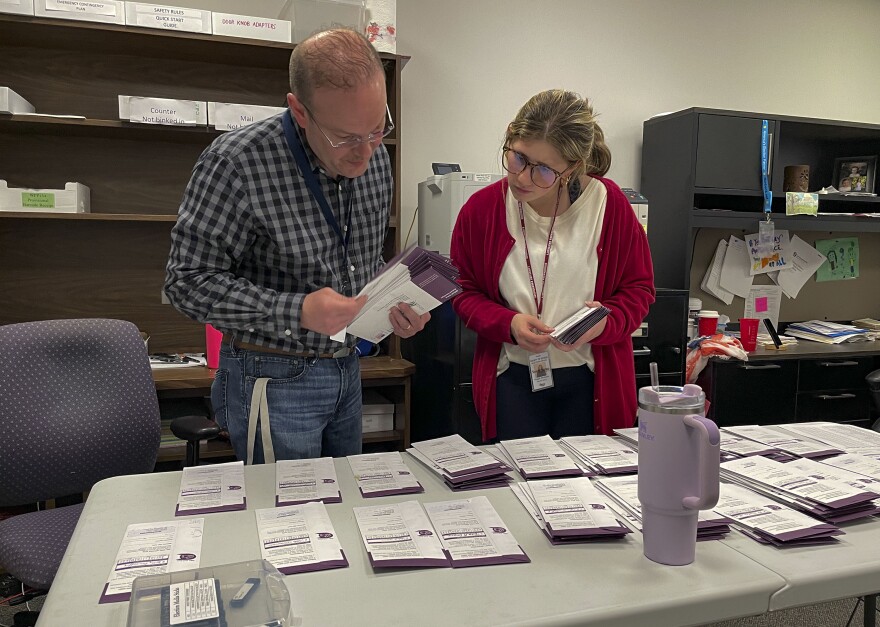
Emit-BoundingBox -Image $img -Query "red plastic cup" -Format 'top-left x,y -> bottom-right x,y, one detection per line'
205,324 -> 222,369
739,318 -> 759,352
697,311 -> 719,336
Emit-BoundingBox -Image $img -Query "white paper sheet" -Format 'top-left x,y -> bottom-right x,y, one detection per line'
718,236 -> 754,298
275,457 -> 341,505
101,518 -> 204,602
767,235 -> 827,298
700,239 -> 735,305
423,496 -> 528,566
353,500 -> 448,567
347,452 -> 422,497
255,502 -> 347,574
176,461 -> 246,515
743,285 -> 782,334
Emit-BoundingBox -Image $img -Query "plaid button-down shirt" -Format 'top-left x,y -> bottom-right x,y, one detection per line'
165,112 -> 392,353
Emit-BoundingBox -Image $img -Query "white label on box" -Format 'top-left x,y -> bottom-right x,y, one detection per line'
211,102 -> 285,131
46,0 -> 117,16
168,579 -> 219,625
130,3 -> 206,32
130,97 -> 197,125
212,12 -> 291,43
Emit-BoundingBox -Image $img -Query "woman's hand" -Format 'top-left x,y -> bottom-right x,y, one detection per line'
550,301 -> 607,352
510,313 -> 554,353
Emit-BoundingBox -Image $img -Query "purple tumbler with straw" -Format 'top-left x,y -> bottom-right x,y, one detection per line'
637,367 -> 720,566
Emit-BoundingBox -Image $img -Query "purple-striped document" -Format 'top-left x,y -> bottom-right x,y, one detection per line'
176,460 -> 246,516
353,500 -> 450,569
256,502 -> 348,574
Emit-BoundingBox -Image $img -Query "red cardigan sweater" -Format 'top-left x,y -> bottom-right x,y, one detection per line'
450,177 -> 655,440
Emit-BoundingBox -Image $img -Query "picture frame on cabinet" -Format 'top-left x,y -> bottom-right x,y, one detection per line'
832,155 -> 876,194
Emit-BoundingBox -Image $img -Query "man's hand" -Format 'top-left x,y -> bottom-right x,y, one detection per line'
301,288 -> 367,336
510,313 -> 554,353
550,300 -> 607,352
390,302 -> 430,338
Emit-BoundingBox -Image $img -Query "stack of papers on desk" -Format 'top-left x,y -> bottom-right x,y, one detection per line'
819,453 -> 880,482
612,427 -> 639,447
149,352 -> 207,369
776,422 -> 880,455
275,457 -> 341,506
347,451 -> 423,497
720,455 -> 878,523
348,245 -> 462,343
718,430 -> 782,462
256,502 -> 348,574
407,435 -> 512,491
100,518 -> 205,603
558,435 -> 638,475
783,320 -> 870,344
176,461 -> 246,516
511,477 -> 632,544
712,483 -> 843,546
549,305 -> 610,344
353,500 -> 450,569
722,425 -> 842,460
594,476 -> 731,541
497,435 -> 583,479
357,497 -> 529,570
423,496 -> 530,567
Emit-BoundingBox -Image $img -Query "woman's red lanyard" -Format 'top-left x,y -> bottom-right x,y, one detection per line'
517,186 -> 563,320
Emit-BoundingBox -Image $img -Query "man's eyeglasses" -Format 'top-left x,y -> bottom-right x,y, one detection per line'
502,147 -> 573,188
303,103 -> 394,149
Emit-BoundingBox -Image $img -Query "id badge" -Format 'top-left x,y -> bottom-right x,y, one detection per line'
528,352 -> 554,392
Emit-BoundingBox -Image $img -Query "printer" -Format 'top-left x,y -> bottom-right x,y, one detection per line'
417,171 -> 502,255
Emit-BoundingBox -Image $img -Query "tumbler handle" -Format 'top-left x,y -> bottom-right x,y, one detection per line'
681,414 -> 720,510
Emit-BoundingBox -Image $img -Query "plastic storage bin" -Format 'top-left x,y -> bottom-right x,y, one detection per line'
292,0 -> 365,43
126,559 -> 293,627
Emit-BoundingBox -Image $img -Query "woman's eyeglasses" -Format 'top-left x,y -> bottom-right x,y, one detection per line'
304,103 -> 395,149
502,147 -> 572,188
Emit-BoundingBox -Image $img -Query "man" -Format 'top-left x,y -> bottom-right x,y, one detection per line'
164,29 -> 428,463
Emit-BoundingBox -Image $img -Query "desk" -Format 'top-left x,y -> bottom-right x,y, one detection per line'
39,461 -> 785,627
701,342 -> 880,428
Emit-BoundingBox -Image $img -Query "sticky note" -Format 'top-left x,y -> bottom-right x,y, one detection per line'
755,297 -> 768,313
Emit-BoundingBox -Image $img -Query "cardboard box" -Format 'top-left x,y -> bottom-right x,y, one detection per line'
35,0 -> 125,25
124,2 -> 212,34
118,95 -> 207,126
292,0 -> 364,43
0,0 -> 35,16
362,389 -> 394,433
0,180 -> 90,213
207,102 -> 285,131
212,12 -> 291,43
0,87 -> 35,115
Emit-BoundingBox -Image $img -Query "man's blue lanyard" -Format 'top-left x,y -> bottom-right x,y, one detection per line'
760,120 -> 772,217
282,109 -> 353,262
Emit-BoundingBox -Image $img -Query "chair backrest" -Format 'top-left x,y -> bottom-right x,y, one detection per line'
0,319 -> 161,506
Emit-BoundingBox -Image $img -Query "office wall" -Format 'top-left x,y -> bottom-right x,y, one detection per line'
395,0 -> 880,248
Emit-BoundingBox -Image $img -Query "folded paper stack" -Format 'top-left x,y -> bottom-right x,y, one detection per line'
407,434 -> 513,491
348,245 -> 461,342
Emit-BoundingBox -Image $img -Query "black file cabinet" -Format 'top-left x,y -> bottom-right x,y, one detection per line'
634,288 -> 688,392
402,302 -> 482,445
698,348 -> 880,429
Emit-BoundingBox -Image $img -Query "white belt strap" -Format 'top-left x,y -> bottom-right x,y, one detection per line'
246,377 -> 276,465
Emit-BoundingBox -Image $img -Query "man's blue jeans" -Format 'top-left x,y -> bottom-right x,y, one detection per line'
211,339 -> 363,462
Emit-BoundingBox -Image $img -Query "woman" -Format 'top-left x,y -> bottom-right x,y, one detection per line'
450,89 -> 654,441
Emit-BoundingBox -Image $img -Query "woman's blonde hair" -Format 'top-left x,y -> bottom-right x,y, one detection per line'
505,89 -> 611,178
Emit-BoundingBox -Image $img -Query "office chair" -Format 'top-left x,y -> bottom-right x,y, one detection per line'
0,318 -> 161,593
868,368 -> 880,432
171,414 -> 221,467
